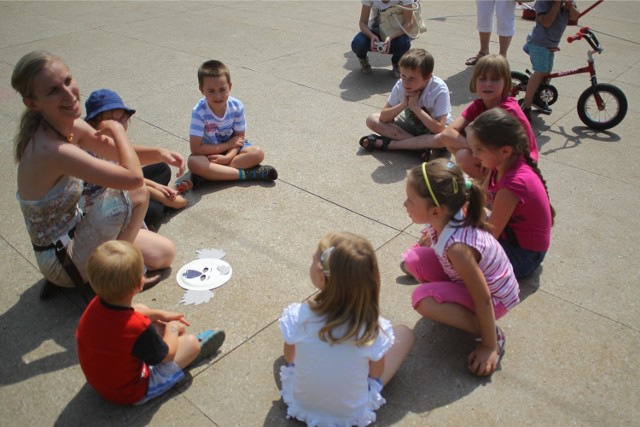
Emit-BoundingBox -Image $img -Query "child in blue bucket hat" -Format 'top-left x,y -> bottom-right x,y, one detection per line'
85,89 -> 188,231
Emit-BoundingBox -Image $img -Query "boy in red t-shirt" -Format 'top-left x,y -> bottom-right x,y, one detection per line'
77,241 -> 225,405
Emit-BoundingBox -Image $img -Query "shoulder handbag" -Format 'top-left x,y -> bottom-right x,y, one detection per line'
378,0 -> 427,41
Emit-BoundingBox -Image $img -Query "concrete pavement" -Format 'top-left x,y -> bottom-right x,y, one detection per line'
0,1 -> 638,425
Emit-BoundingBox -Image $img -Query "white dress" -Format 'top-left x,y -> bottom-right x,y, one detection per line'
279,303 -> 395,427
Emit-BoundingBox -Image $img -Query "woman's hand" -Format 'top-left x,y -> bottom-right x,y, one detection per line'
158,149 -> 186,177
369,35 -> 381,51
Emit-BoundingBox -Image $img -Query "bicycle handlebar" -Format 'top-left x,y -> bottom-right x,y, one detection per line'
567,33 -> 583,43
567,26 -> 603,52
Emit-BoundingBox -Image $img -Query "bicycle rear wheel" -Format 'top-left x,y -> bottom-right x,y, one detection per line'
577,84 -> 627,131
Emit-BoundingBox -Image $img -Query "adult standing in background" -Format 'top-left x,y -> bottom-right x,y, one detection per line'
465,0 -> 516,66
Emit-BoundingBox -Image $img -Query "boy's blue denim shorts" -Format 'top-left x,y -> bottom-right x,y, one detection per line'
135,361 -> 185,405
499,239 -> 546,280
527,42 -> 555,73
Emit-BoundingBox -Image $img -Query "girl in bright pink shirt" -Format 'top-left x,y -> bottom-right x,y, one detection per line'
436,55 -> 538,180
466,108 -> 554,279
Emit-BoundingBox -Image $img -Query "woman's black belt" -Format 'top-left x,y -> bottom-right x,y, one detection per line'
30,226 -> 91,302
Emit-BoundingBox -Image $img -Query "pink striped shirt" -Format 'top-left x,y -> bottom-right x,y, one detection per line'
429,222 -> 520,310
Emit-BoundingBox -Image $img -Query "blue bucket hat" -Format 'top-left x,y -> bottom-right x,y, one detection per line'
84,89 -> 136,122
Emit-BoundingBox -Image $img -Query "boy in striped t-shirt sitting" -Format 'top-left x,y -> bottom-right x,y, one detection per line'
182,59 -> 277,188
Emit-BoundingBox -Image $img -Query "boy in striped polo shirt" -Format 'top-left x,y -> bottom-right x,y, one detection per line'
184,59 -> 277,187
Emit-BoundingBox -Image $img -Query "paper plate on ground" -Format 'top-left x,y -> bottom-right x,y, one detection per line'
176,258 -> 232,291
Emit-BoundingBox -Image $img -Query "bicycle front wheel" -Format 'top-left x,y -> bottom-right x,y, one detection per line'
577,84 -> 627,131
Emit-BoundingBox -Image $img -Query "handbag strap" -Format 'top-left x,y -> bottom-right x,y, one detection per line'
391,1 -> 422,40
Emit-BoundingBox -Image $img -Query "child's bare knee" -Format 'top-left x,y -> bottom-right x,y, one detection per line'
184,334 -> 200,353
366,113 -> 380,129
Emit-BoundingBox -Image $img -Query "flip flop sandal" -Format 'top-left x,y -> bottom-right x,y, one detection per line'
465,52 -> 487,66
359,134 -> 392,151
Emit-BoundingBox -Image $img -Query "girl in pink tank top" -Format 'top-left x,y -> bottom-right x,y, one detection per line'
466,108 -> 554,279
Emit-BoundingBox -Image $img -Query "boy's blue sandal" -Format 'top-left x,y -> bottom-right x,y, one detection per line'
192,329 -> 226,365
359,134 -> 392,151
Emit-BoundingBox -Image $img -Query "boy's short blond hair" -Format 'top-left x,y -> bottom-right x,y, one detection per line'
87,241 -> 144,301
198,59 -> 231,87
399,48 -> 435,79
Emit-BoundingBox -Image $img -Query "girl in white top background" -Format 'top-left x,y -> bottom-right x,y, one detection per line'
279,231 -> 414,427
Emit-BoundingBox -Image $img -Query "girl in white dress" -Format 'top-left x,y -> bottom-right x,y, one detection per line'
279,231 -> 414,427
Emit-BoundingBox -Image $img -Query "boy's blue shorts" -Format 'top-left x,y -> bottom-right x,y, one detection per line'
135,361 -> 185,405
527,42 -> 555,73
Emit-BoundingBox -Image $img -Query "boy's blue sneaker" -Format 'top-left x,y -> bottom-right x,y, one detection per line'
192,329 -> 226,365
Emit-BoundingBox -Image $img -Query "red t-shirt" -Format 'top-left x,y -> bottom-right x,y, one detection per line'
462,97 -> 539,162
76,297 -> 168,405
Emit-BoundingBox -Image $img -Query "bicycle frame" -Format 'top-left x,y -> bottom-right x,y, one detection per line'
514,27 -> 608,110
545,27 -> 602,87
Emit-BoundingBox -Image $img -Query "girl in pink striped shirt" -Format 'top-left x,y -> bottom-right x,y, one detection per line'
402,159 -> 519,376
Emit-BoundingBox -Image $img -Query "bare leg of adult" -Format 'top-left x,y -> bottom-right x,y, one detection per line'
134,229 -> 176,270
498,35 -> 512,57
479,31 -> 491,56
466,32 -> 491,65
118,185 -> 149,243
380,325 -> 415,386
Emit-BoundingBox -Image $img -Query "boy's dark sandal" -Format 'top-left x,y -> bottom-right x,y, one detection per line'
359,134 -> 392,151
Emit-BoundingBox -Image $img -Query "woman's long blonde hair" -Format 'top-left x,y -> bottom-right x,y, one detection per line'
311,232 -> 381,347
11,51 -> 62,163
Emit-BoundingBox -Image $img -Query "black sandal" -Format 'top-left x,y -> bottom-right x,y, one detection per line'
359,134 -> 392,151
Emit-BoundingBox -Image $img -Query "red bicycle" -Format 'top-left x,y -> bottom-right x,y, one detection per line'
510,26 -> 627,131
